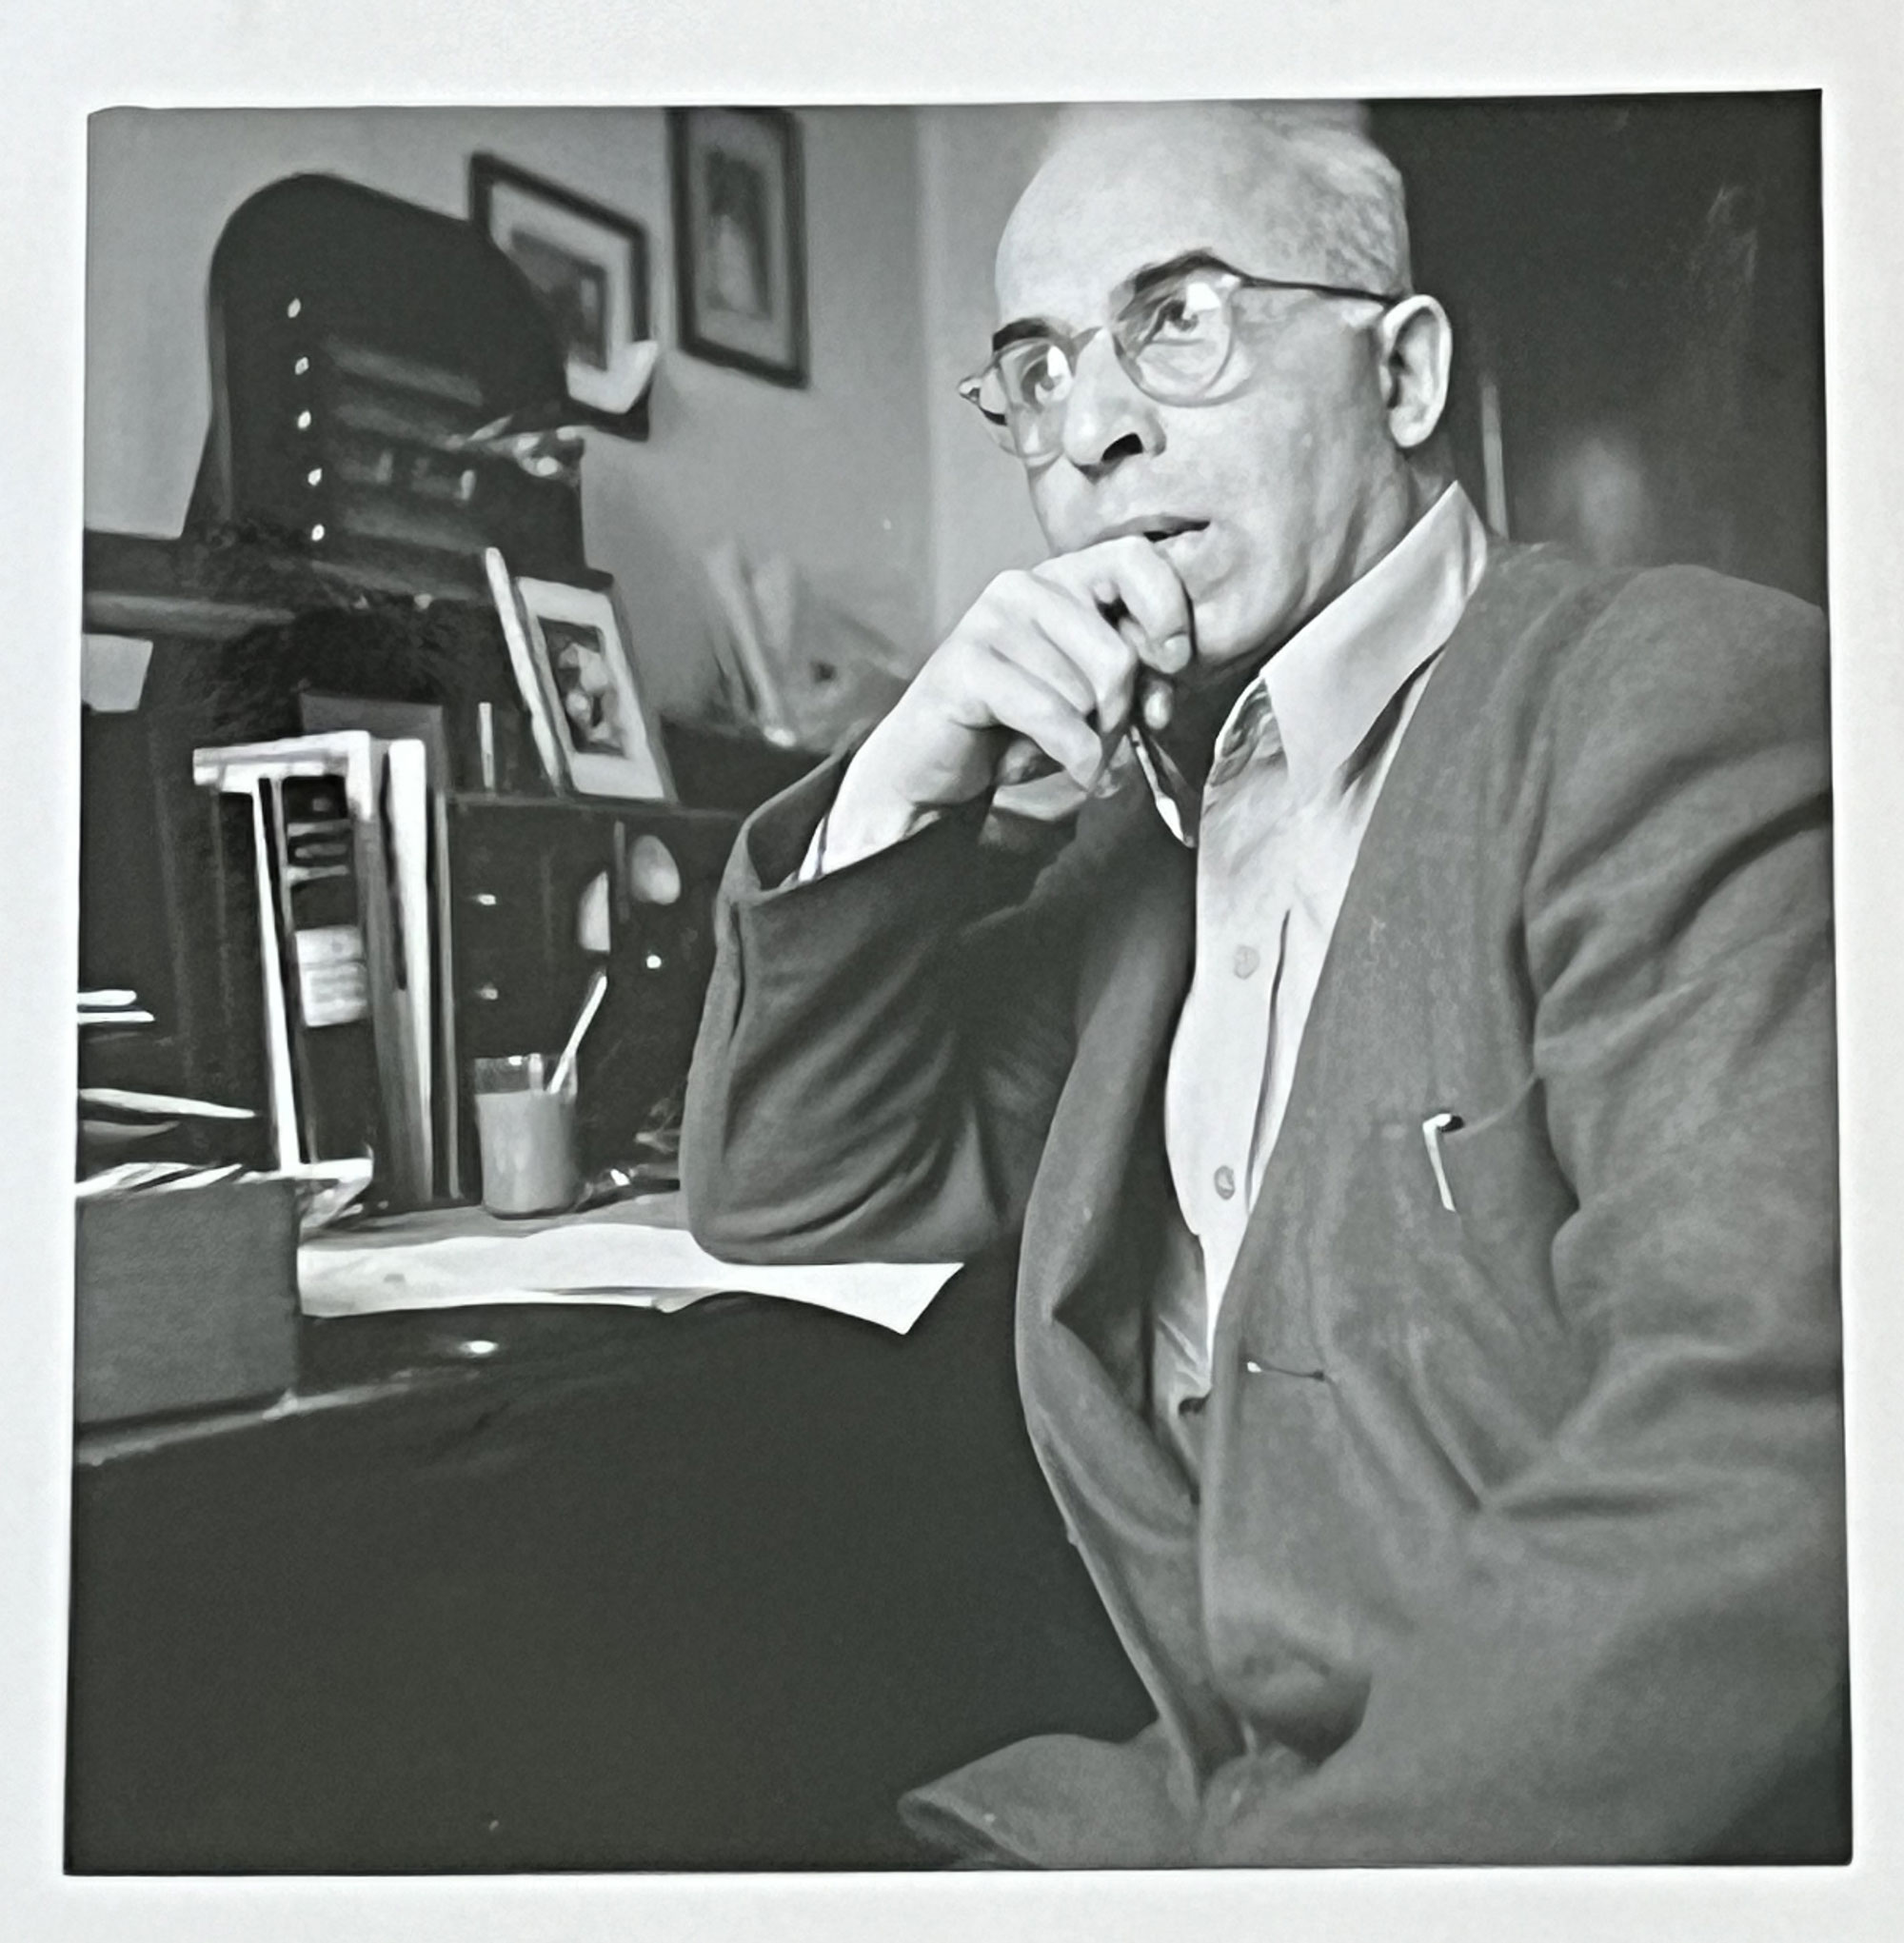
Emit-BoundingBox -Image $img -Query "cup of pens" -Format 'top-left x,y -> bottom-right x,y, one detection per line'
471,970 -> 607,1219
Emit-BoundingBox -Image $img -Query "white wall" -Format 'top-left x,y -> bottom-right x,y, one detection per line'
915,104 -> 1055,642
85,106 -> 933,717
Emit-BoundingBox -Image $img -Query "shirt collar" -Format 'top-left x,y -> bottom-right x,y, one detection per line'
1140,483 -> 1489,840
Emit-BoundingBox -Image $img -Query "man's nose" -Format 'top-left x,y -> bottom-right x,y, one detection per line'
1058,332 -> 1163,472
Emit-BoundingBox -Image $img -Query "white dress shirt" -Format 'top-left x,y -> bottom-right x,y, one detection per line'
798,485 -> 1488,1437
1150,484 -> 1489,1412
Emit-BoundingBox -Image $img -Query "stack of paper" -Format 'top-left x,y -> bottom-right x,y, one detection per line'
78,988 -> 155,1029
298,1192 -> 961,1336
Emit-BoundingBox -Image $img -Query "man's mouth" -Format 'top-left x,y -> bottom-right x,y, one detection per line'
1147,522 -> 1212,581
1096,514 -> 1209,546
1150,524 -> 1208,563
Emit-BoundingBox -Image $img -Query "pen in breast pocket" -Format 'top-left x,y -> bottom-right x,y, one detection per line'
1421,1110 -> 1463,1213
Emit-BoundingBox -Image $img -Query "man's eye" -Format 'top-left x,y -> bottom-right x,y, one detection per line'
1152,281 -> 1223,338
1015,347 -> 1068,406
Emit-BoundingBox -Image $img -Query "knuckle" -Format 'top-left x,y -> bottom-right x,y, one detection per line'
972,571 -> 1033,623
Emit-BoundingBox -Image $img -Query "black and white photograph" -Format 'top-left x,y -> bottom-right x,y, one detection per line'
7,4 -> 1903,1939
669,104 -> 809,386
469,150 -> 655,433
520,575 -> 672,799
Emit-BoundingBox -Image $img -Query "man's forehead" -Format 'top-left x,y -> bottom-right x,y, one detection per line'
995,104 -> 1394,325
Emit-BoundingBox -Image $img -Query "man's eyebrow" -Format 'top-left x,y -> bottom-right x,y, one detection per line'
990,315 -> 1064,354
1124,248 -> 1236,299
989,249 -> 1238,352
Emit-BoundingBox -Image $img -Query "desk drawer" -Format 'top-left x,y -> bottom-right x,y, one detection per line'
445,797 -> 739,1175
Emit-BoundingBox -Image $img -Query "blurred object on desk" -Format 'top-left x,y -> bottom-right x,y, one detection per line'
76,1161 -> 248,1200
195,730 -> 440,1212
703,538 -> 910,756
78,1118 -> 179,1159
75,1157 -> 370,1232
472,1050 -> 583,1219
75,1174 -> 300,1426
78,989 -> 155,1030
655,715 -> 818,815
79,1085 -> 256,1122
284,1156 -> 376,1233
76,1082 -> 259,1174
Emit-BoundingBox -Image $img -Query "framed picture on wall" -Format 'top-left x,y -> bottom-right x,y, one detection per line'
469,153 -> 654,438
668,107 -> 808,387
484,549 -> 672,802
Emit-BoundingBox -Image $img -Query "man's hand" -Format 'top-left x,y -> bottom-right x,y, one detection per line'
826,539 -> 1194,862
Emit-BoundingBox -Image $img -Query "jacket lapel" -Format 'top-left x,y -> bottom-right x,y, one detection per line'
1022,784 -> 1193,1345
1013,788 -> 1244,1772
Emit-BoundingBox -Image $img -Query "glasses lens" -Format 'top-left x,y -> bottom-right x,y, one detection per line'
967,342 -> 1072,458
960,369 -> 1018,451
1120,270 -> 1238,400
991,340 -> 1073,458
960,349 -> 1064,454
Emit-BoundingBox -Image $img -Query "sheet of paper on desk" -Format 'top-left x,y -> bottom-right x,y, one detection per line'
297,1193 -> 962,1335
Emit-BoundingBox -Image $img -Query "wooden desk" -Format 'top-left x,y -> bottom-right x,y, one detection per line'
66,1253 -> 1148,1872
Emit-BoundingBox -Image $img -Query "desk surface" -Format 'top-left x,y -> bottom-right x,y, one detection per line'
67,1257 -> 1149,1871
73,1285 -> 763,1467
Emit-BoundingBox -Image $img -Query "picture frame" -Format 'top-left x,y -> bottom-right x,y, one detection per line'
483,549 -> 673,802
469,153 -> 653,438
668,106 -> 809,387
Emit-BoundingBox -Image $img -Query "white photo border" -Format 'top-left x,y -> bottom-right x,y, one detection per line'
516,574 -> 672,801
8,6 -> 1903,1943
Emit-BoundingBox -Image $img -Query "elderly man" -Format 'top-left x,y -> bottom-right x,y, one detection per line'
682,102 -> 1844,1866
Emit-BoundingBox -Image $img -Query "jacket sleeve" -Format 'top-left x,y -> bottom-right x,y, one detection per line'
1197,567 -> 1846,1865
681,755 -> 1092,1266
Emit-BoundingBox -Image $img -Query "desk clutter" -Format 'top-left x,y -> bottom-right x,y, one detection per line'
73,1164 -> 953,1426
72,167 -> 854,1428
298,1191 -> 958,1335
73,1152 -> 370,1424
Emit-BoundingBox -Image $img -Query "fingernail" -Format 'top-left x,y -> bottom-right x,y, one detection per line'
1142,684 -> 1175,732
1160,632 -> 1192,669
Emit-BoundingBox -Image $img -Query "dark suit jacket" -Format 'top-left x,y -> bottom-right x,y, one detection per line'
682,544 -> 1846,1867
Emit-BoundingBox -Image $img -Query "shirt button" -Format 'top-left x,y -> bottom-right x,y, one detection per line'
1232,944 -> 1259,979
1214,1165 -> 1237,1200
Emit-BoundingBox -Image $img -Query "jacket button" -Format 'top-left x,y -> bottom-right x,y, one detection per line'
1214,1165 -> 1236,1200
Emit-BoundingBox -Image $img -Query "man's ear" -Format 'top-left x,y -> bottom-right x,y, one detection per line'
1376,294 -> 1453,451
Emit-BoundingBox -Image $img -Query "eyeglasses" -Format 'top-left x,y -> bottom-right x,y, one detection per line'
959,254 -> 1403,466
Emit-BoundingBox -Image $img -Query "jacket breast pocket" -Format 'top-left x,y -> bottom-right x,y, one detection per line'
1319,1079 -> 1587,1501
1430,1076 -> 1577,1311
1324,1076 -> 1579,1358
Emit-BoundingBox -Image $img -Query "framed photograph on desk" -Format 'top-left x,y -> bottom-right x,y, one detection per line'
487,552 -> 672,802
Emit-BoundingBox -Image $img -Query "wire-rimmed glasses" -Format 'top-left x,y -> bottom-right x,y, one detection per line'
959,253 -> 1403,466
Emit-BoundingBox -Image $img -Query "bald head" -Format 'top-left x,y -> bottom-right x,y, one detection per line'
982,98 -> 1455,674
999,101 -> 1412,315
